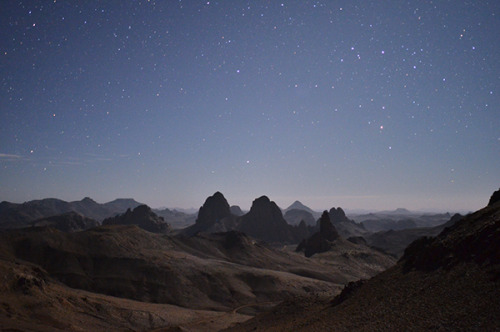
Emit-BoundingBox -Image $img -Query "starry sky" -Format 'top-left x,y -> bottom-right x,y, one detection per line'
1,1 -> 499,212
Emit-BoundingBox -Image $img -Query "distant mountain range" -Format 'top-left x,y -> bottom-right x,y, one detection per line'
0,197 -> 143,229
1,193 -> 459,256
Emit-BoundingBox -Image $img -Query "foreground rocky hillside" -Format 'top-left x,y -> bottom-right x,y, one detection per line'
0,217 -> 395,330
0,258 -> 251,331
226,191 -> 500,331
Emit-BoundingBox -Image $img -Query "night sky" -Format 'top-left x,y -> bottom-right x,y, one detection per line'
1,1 -> 499,212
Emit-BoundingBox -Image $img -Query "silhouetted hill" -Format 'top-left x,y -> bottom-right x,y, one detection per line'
0,198 -> 75,228
283,201 -> 321,219
238,196 -> 297,244
30,211 -> 99,232
102,198 -> 142,212
196,192 -> 231,226
182,192 -> 237,236
0,197 -> 143,228
102,205 -> 171,233
226,194 -> 500,331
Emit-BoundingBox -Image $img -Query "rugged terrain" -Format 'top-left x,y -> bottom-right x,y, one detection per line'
0,258 -> 251,331
364,213 -> 463,258
1,190 -> 479,331
0,221 -> 394,330
225,194 -> 500,331
0,197 -> 142,228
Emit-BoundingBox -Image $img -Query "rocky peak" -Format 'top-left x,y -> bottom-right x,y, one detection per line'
195,192 -> 231,227
285,200 -> 316,215
251,195 -> 272,208
245,196 -> 287,225
81,197 -> 97,204
328,207 -> 348,223
238,196 -> 295,243
319,211 -> 339,241
488,188 -> 500,207
129,204 -> 154,216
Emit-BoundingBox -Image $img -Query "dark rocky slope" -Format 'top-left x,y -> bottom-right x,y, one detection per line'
30,211 -> 99,232
0,224 -> 394,312
227,192 -> 500,331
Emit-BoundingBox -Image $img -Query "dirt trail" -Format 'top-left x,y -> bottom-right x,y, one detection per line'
231,301 -> 279,314
151,301 -> 280,332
